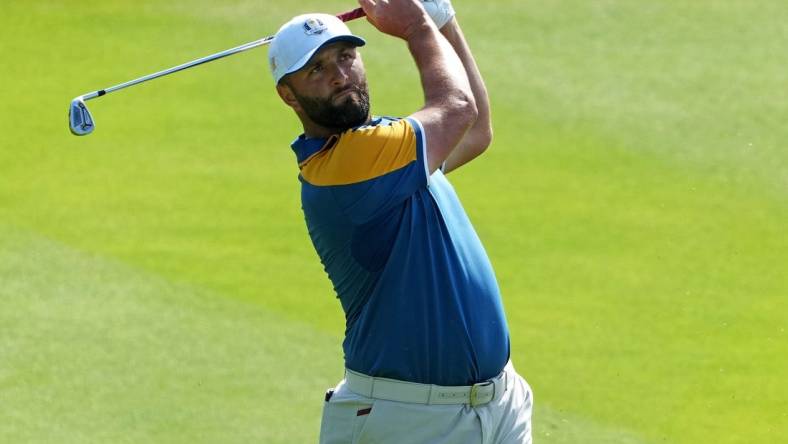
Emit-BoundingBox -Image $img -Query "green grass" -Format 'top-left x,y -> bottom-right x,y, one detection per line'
2,0 -> 786,442
0,226 -> 342,443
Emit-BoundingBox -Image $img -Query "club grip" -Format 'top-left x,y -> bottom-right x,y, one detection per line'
336,7 -> 366,22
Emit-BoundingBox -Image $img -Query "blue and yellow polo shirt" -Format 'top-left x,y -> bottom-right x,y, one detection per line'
292,116 -> 510,386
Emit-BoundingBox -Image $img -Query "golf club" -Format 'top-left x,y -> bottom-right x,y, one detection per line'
69,7 -> 367,136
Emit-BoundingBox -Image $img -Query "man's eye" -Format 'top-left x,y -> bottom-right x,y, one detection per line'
311,64 -> 323,74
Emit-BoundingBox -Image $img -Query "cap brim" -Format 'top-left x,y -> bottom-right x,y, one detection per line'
283,35 -> 366,79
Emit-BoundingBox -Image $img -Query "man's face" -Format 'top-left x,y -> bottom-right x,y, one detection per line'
278,42 -> 370,131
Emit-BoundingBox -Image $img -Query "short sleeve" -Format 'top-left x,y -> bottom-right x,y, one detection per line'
299,117 -> 428,225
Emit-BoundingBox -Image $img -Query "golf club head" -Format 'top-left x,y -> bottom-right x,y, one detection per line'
69,98 -> 94,136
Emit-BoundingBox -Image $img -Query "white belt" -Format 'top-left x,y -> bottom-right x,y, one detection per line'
344,365 -> 508,407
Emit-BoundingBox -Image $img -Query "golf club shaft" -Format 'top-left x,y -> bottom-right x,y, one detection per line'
79,7 -> 367,102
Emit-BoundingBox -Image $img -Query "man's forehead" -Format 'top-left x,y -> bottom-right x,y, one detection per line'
310,41 -> 360,63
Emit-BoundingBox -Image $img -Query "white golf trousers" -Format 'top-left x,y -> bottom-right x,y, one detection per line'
319,362 -> 533,444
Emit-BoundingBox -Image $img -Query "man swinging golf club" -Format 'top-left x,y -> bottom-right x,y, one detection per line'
269,0 -> 533,442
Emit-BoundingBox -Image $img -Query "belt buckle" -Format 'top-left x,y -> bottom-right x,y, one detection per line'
469,380 -> 494,407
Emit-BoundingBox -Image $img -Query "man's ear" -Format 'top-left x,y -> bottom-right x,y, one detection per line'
276,82 -> 302,112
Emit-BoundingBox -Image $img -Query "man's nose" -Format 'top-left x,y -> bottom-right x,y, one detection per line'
329,64 -> 350,86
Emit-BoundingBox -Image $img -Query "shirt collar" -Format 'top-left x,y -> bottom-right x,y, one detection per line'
290,117 -> 386,165
290,134 -> 330,165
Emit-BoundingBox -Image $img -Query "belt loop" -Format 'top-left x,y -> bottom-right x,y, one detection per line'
470,384 -> 478,406
370,375 -> 375,398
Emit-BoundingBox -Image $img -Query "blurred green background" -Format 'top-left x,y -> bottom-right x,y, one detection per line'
1,0 -> 786,442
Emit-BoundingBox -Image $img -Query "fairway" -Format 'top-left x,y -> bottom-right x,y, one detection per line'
1,1 -> 786,443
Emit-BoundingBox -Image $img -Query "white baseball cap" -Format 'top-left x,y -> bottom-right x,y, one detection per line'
268,13 -> 366,84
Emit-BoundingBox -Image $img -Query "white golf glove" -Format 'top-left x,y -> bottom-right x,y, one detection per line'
420,0 -> 456,29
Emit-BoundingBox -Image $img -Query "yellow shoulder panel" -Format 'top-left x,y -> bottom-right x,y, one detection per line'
300,119 -> 418,186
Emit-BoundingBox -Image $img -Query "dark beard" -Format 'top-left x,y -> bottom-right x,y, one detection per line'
293,82 -> 370,131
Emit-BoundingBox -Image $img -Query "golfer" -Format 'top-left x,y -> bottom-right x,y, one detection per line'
269,0 -> 533,442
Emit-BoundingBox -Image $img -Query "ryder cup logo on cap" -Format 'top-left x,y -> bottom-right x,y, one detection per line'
268,13 -> 365,84
303,17 -> 327,35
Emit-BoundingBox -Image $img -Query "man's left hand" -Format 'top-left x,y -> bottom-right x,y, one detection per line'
420,0 -> 455,29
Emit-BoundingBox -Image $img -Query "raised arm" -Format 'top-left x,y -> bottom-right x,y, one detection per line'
359,0 -> 478,173
438,17 -> 492,174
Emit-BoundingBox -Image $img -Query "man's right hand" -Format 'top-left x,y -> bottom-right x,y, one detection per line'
358,0 -> 434,41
